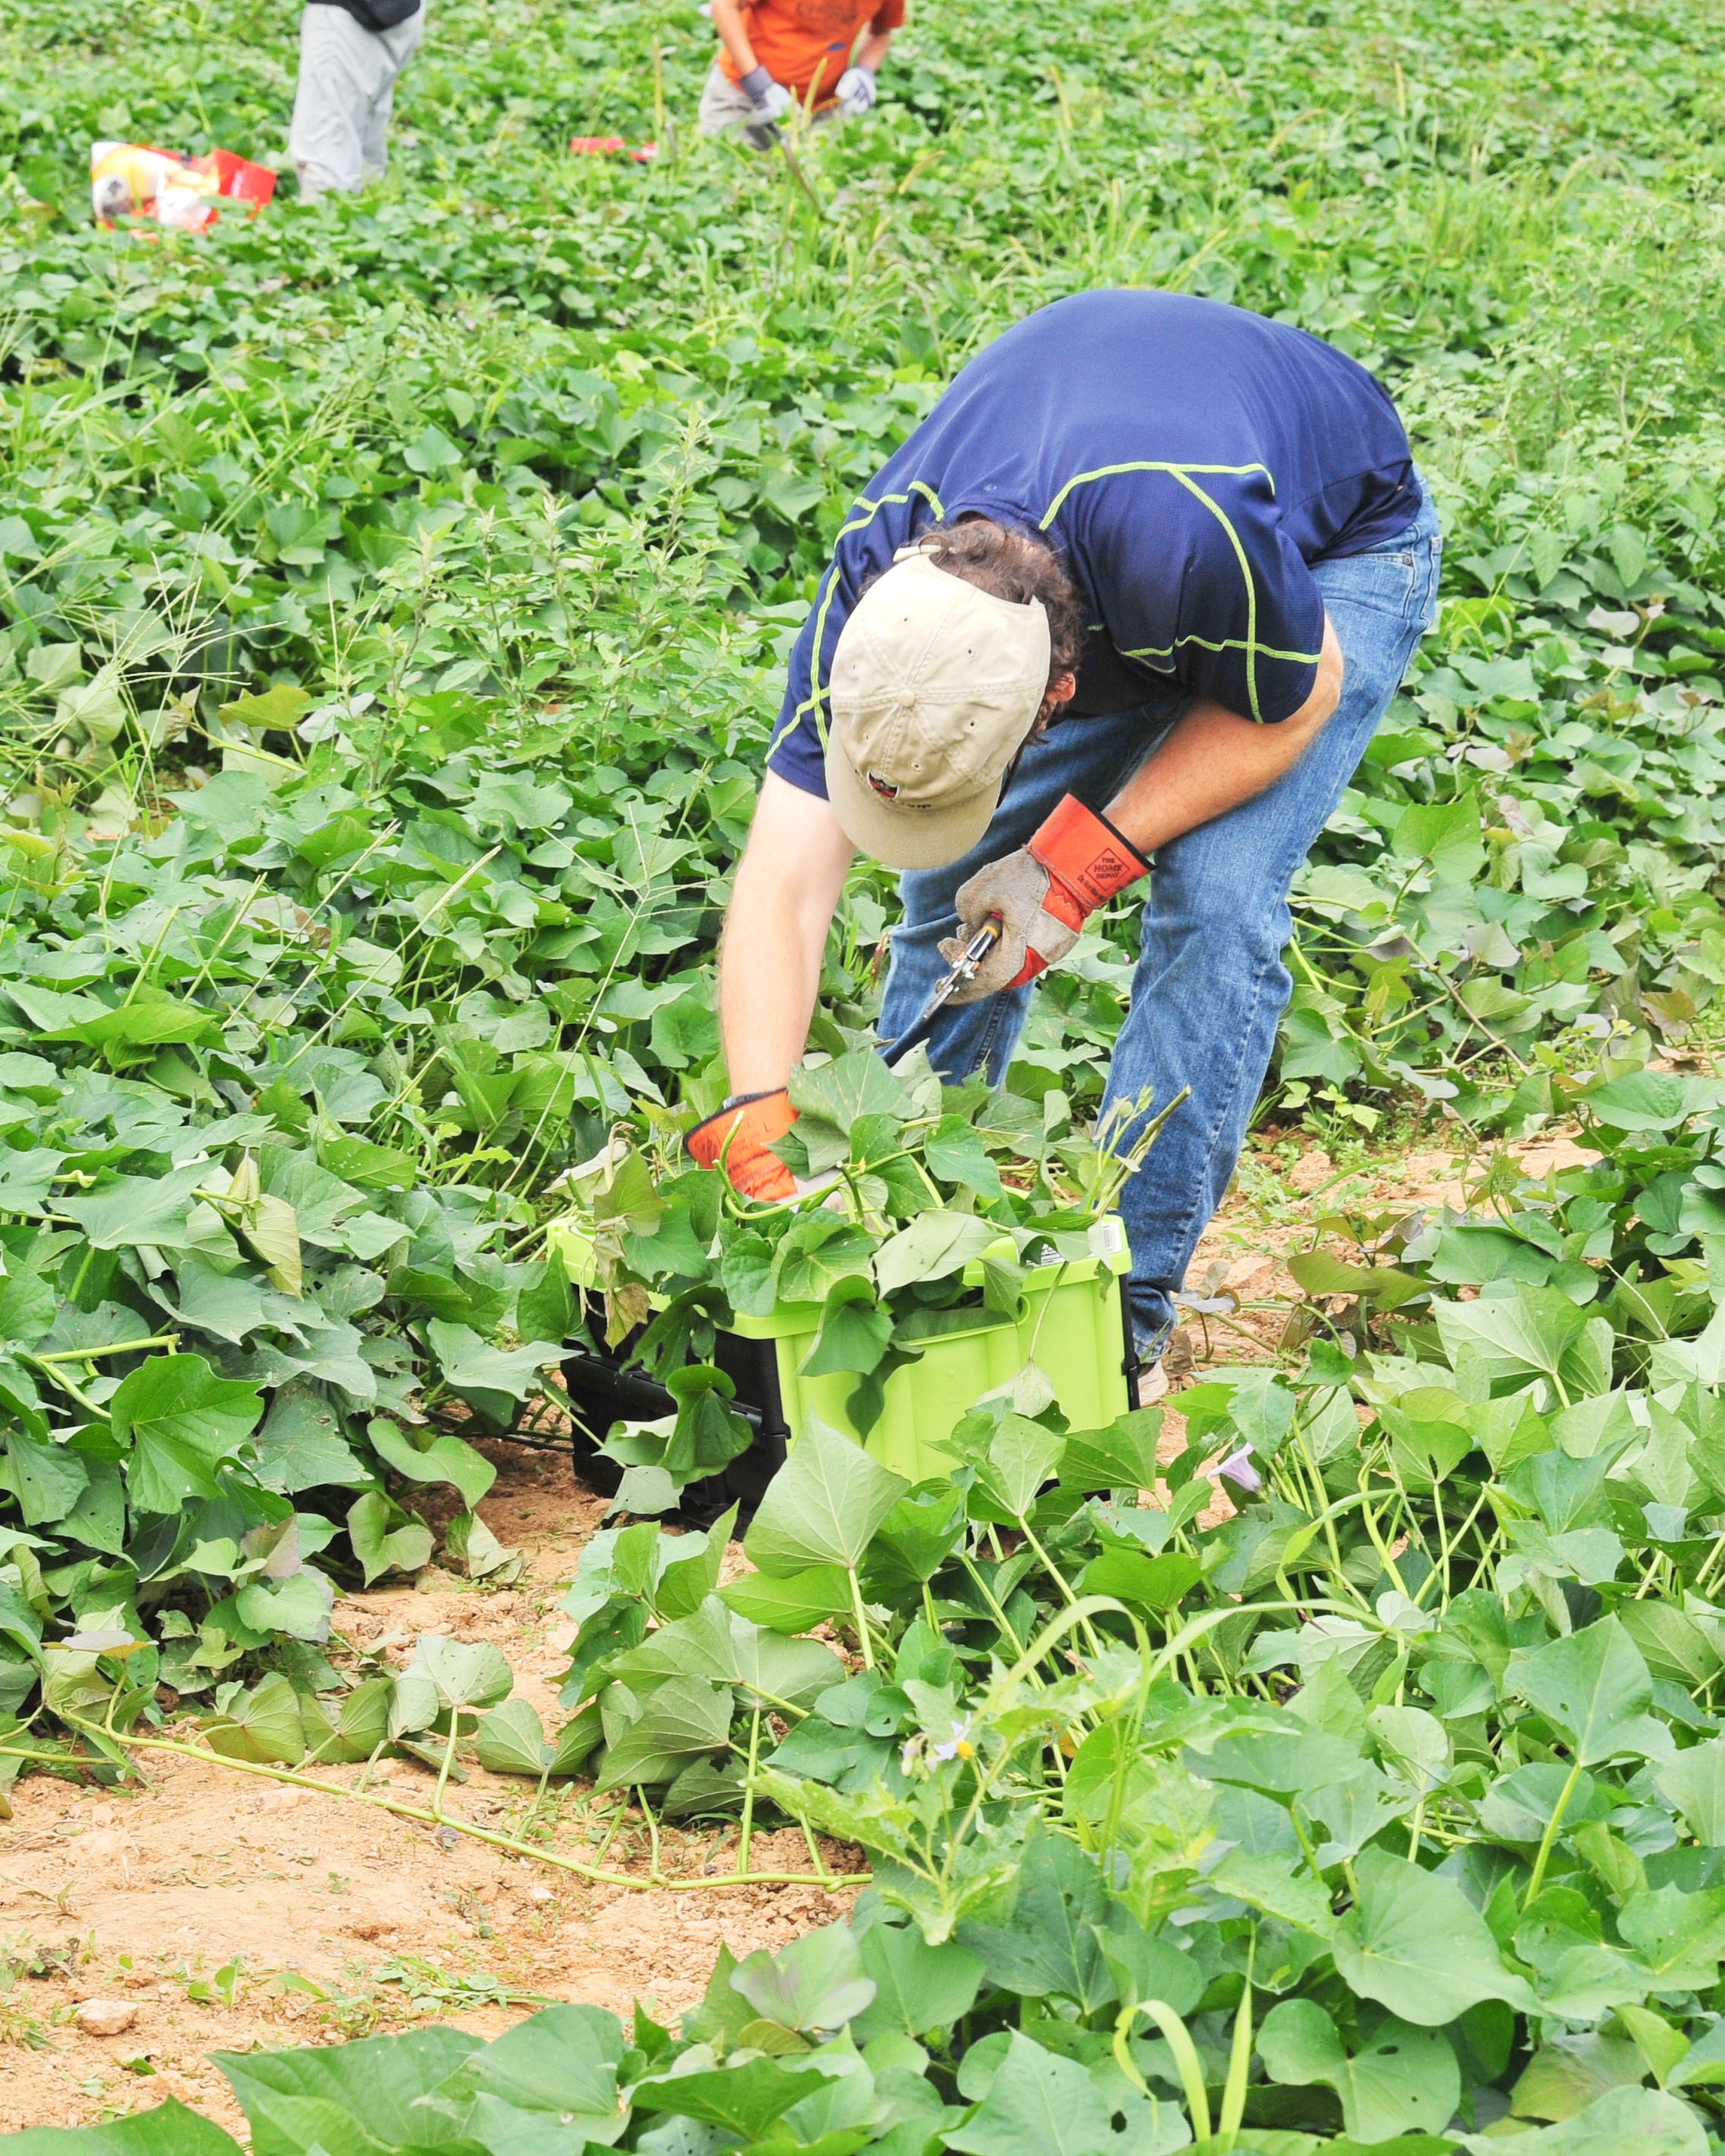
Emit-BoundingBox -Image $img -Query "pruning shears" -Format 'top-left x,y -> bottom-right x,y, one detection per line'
882,915 -> 1002,1068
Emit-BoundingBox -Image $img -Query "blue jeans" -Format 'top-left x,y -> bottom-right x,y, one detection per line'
878,480 -> 1444,1358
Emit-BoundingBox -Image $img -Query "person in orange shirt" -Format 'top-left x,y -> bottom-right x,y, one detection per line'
699,0 -> 907,148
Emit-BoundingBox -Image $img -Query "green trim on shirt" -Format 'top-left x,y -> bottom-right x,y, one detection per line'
1038,458 -> 1321,724
1036,457 -> 1279,525
777,453 -> 1328,770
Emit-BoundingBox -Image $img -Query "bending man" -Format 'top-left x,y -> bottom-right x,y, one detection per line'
694,289 -> 1442,1383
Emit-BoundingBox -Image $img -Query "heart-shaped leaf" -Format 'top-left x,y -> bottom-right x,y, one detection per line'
745,1417 -> 908,1578
1331,1845 -> 1538,2024
408,1635 -> 514,1712
630,2057 -> 809,2138
1505,1617 -> 1671,1765
729,1922 -> 876,2033
1258,1995 -> 1461,2142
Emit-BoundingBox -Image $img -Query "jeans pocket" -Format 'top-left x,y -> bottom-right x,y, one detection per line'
1312,545 -> 1418,624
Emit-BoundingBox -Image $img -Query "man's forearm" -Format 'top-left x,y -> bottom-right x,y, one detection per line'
854,26 -> 894,69
717,882 -> 824,1095
1103,615 -> 1344,855
709,0 -> 759,78
718,773 -> 855,1095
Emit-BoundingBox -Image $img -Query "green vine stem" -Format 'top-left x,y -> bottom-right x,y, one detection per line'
1523,1754 -> 1585,1906
846,1564 -> 877,1670
737,1705 -> 762,1875
0,1723 -> 862,1897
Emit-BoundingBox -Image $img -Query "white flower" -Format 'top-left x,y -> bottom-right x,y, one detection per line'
1217,1446 -> 1261,1493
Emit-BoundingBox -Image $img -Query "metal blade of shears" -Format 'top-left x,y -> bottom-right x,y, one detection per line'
882,917 -> 1002,1067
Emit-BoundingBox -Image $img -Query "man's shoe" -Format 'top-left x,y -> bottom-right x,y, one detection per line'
1138,1361 -> 1169,1405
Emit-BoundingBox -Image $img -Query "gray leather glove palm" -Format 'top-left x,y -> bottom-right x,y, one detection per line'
936,794 -> 1149,1005
938,850 -> 1073,1003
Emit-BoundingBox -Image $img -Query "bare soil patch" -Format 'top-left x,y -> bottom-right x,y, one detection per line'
0,1440 -> 859,2135
1168,1123 -> 1599,1377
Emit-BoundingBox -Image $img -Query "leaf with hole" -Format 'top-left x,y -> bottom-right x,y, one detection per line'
1505,1617 -> 1670,1765
1258,1996 -> 1461,2142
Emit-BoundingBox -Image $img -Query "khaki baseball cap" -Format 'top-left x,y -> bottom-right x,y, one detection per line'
824,550 -> 1051,869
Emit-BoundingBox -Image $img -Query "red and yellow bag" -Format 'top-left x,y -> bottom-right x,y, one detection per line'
91,141 -> 277,231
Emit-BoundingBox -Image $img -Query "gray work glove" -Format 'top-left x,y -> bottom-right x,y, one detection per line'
739,64 -> 794,121
936,793 -> 1149,1003
834,64 -> 877,115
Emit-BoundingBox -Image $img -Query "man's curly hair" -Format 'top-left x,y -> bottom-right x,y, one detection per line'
914,516 -> 1086,690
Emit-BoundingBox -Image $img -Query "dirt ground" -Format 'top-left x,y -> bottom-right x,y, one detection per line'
0,1120 -> 1594,2136
0,1446 -> 862,2136
1173,1123 -> 1598,1376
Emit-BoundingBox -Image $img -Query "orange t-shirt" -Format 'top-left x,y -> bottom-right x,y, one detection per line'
719,0 -> 907,104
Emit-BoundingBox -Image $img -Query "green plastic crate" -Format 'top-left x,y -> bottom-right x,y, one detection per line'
549,1216 -> 1135,1485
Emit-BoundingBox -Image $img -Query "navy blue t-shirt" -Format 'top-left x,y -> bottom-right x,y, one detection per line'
768,289 -> 1414,796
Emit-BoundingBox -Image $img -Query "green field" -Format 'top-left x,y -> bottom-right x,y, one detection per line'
7,0 -> 1725,2146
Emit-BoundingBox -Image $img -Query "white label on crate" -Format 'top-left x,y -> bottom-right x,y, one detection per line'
1087,1217 -> 1125,1258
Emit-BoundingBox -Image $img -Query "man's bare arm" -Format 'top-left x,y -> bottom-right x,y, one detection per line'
719,772 -> 855,1095
853,24 -> 894,69
1102,614 -> 1344,855
708,0 -> 760,78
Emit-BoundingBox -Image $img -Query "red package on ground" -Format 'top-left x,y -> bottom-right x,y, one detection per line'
569,135 -> 657,163
202,148 -> 279,209
91,141 -> 276,231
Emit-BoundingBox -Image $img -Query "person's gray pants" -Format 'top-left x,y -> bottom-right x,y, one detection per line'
697,61 -> 838,150
288,2 -> 425,200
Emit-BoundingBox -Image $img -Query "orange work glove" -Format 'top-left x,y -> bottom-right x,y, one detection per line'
938,794 -> 1149,1002
687,1089 -> 798,1201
